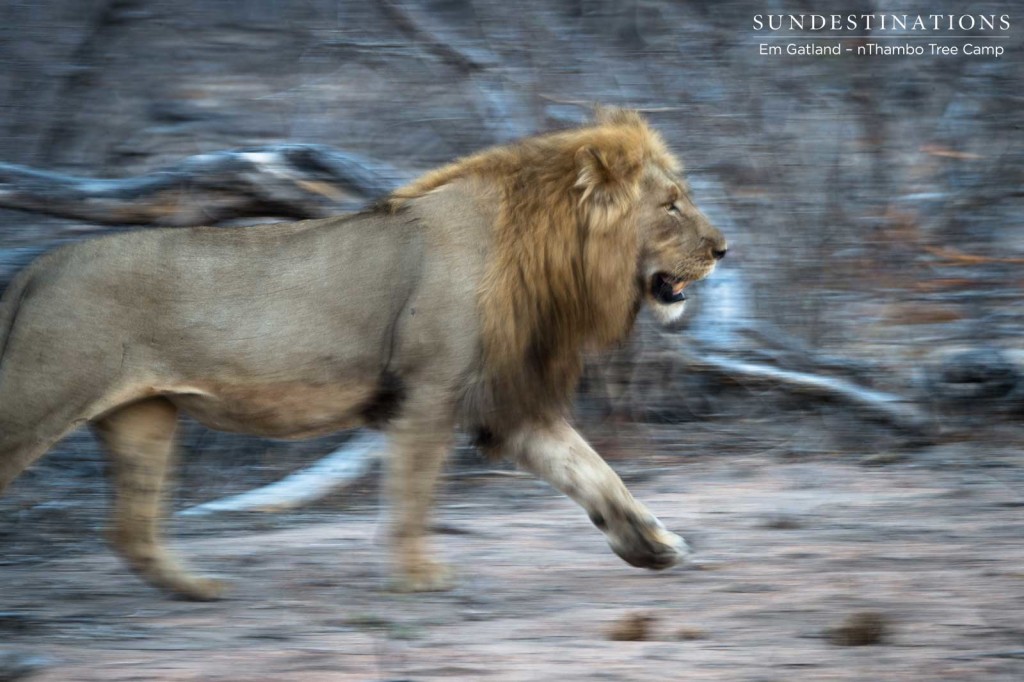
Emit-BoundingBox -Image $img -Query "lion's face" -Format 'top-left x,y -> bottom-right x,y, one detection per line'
635,164 -> 727,324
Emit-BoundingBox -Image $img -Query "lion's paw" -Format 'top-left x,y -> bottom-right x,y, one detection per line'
608,513 -> 690,571
169,575 -> 229,602
390,560 -> 455,593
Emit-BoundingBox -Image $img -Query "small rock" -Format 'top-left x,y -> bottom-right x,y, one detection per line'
759,514 -> 804,530
826,611 -> 887,646
607,612 -> 656,641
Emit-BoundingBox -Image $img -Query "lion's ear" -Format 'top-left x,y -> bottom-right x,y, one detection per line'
574,146 -> 640,206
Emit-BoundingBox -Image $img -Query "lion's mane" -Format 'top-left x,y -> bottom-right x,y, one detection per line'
388,109 -> 680,433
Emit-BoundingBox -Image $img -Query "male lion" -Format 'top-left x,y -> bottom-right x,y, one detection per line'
0,110 -> 726,600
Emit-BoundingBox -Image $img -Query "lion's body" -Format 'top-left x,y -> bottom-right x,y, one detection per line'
0,183 -> 489,442
0,111 -> 725,599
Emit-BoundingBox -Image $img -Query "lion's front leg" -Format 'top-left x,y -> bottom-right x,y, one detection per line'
383,392 -> 455,592
498,419 -> 688,570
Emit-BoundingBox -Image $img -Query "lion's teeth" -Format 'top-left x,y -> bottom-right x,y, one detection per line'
671,281 -> 688,295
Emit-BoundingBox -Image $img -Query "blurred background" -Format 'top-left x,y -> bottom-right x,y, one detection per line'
0,1 -> 1022,680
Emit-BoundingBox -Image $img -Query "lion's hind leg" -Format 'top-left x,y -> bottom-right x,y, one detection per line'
94,397 -> 224,601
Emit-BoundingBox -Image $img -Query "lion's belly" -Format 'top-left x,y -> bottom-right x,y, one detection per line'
168,380 -> 377,439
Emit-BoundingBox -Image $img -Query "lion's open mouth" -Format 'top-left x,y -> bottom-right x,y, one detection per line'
651,272 -> 689,304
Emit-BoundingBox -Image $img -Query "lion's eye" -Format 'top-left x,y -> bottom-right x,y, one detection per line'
666,203 -> 681,215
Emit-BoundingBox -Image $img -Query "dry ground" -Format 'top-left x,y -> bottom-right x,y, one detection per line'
1,424 -> 1023,681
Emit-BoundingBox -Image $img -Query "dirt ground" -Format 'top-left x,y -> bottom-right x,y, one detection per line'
1,423 -> 1023,682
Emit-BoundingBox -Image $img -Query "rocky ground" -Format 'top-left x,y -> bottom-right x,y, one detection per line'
1,420 -> 1022,681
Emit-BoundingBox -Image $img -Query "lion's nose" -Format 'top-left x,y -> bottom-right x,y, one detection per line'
701,221 -> 727,261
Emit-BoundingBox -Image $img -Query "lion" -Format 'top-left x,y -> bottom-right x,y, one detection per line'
0,109 -> 726,600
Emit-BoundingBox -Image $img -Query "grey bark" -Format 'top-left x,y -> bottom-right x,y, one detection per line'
0,145 -> 403,228
179,431 -> 385,516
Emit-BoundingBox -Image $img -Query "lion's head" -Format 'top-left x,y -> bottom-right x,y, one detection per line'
574,108 -> 727,327
390,109 -> 726,430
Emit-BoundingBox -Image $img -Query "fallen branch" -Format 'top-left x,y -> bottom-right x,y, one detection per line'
0,145 -> 404,227
683,350 -> 931,433
178,431 -> 385,516
736,322 -> 875,380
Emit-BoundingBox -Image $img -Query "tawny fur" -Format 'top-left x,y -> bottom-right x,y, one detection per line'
391,109 -> 683,431
0,109 -> 724,598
